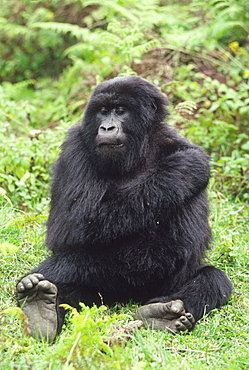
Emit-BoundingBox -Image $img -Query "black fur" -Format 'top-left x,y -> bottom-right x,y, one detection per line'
32,76 -> 232,332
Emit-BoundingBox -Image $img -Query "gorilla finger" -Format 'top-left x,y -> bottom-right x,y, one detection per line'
38,280 -> 58,294
186,312 -> 195,325
165,300 -> 185,315
175,319 -> 188,332
27,274 -> 44,286
17,274 -> 44,292
31,273 -> 45,281
17,276 -> 37,290
178,315 -> 193,330
16,281 -> 25,292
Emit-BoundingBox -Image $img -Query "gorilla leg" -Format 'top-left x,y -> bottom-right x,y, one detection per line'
135,266 -> 232,332
167,266 -> 232,321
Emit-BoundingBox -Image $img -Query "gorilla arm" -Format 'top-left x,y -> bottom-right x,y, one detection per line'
87,146 -> 210,243
120,146 -> 210,207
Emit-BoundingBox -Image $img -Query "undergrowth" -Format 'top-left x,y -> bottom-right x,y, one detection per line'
0,199 -> 248,369
1,0 -> 248,205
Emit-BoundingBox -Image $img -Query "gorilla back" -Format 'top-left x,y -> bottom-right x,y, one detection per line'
17,76 -> 232,341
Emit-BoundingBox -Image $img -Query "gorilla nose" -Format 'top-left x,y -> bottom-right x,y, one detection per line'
99,124 -> 118,134
97,123 -> 121,144
97,120 -> 125,146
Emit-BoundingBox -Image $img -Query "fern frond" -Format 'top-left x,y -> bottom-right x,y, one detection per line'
11,80 -> 36,90
174,101 -> 197,116
63,43 -> 88,57
211,21 -> 245,38
209,0 -> 230,9
82,0 -> 139,22
124,40 -> 160,56
1,21 -> 31,37
30,22 -> 90,40
93,31 -> 122,47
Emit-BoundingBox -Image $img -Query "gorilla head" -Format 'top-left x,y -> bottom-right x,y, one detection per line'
81,76 -> 169,177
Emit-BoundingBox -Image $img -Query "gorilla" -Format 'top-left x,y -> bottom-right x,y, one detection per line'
17,76 -> 232,342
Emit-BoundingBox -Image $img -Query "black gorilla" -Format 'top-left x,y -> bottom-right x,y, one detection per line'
17,76 -> 232,341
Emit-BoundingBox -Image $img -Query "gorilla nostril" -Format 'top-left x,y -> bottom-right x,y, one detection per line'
99,125 -> 116,132
99,125 -> 118,138
107,126 -> 115,131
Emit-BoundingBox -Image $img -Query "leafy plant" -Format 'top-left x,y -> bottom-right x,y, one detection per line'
167,63 -> 249,200
0,0 -> 72,82
160,0 -> 249,50
29,0 -> 164,81
52,304 -> 131,369
0,120 -> 71,210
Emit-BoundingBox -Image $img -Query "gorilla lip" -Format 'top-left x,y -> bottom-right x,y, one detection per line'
98,143 -> 125,150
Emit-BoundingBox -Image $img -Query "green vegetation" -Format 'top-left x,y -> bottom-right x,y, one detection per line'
0,0 -> 248,368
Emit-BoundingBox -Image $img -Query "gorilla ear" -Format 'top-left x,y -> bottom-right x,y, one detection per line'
152,102 -> 157,113
151,93 -> 169,122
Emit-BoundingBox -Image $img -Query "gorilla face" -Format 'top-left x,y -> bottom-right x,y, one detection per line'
81,76 -> 169,177
96,105 -> 128,154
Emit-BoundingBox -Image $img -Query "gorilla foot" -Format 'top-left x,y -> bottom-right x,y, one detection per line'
17,273 -> 58,342
134,300 -> 195,333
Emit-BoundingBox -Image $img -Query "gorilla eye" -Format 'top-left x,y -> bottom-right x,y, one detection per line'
115,106 -> 126,115
100,107 -> 109,115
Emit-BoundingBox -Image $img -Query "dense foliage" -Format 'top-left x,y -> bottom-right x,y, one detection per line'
0,0 -> 249,209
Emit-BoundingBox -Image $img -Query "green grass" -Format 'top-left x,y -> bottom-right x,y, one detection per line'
0,198 -> 248,370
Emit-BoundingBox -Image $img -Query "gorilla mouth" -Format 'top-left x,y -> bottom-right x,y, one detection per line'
99,143 -> 125,151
